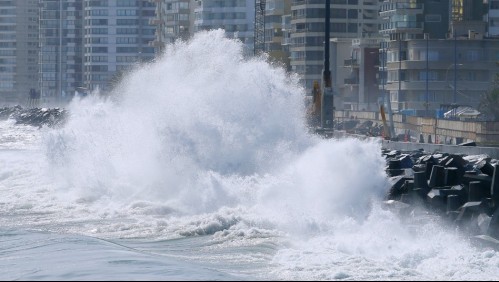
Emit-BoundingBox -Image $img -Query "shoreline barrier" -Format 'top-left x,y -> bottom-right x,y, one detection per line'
332,130 -> 499,159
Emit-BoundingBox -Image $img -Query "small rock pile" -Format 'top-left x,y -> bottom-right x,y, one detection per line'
383,148 -> 499,248
0,106 -> 67,128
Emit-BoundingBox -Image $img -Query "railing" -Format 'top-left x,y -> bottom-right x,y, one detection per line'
344,78 -> 359,85
381,21 -> 423,30
292,0 -> 324,5
380,2 -> 423,12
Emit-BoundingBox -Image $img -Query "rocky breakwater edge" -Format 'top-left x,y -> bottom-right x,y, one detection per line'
0,106 -> 67,128
383,147 -> 499,249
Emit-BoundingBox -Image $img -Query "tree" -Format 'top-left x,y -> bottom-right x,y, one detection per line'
478,73 -> 499,121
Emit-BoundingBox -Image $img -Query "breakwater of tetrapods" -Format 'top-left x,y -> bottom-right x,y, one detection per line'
381,142 -> 499,249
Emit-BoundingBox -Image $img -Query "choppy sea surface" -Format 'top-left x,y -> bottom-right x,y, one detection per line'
1,31 -> 498,280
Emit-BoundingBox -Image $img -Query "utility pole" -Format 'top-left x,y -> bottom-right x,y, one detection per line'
454,30 -> 457,105
321,0 -> 334,136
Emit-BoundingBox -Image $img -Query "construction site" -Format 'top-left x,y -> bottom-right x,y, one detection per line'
333,109 -> 499,147
292,1 -> 499,149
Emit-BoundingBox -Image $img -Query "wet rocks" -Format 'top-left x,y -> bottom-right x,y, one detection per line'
382,148 -> 499,245
0,106 -> 67,128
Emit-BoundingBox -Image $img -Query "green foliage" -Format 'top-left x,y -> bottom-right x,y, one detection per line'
478,74 -> 499,121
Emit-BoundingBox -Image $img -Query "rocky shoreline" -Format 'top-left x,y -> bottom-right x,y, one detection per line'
0,106 -> 67,128
383,147 -> 499,248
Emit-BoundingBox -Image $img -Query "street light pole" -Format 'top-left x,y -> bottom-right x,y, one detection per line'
445,63 -> 463,117
321,0 -> 333,135
454,31 -> 457,104
445,63 -> 463,95
425,33 -> 429,116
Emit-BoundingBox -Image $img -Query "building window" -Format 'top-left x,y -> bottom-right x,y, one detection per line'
419,71 -> 438,81
467,50 -> 479,61
425,14 -> 441,22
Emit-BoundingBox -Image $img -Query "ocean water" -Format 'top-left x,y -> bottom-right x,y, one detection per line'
1,30 -> 498,280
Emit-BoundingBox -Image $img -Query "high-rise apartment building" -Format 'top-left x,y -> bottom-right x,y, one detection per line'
263,0 -> 291,69
379,0 -> 498,114
0,0 -> 39,105
193,0 -> 255,55
149,0 -> 193,54
290,0 -> 381,93
487,0 -> 499,37
39,0 -> 83,105
83,0 -> 156,93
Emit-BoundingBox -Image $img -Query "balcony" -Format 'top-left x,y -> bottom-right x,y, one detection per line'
149,40 -> 165,48
149,18 -> 163,25
292,0 -> 323,5
380,21 -> 423,34
344,59 -> 359,68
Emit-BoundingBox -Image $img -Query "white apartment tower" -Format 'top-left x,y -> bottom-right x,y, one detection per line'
83,0 -> 157,93
193,0 -> 255,55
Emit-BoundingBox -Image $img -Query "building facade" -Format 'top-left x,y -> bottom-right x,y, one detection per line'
149,0 -> 192,55
193,0 -> 255,55
83,0 -> 156,93
39,0 -> 83,105
486,0 -> 499,37
290,0 -> 381,94
341,37 -> 381,111
0,0 -> 39,105
263,0 -> 291,69
378,0 -> 499,117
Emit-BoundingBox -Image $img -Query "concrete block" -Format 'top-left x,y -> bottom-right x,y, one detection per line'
469,181 -> 487,202
475,160 -> 495,177
427,189 -> 446,211
458,141 -> 476,147
429,165 -> 445,188
387,176 -> 411,200
478,213 -> 492,235
472,235 -> 499,249
383,200 -> 412,216
489,208 -> 499,239
450,184 -> 467,200
492,165 -> 499,205
412,164 -> 426,173
413,171 -> 429,191
388,159 -> 402,170
447,194 -> 462,213
445,167 -> 460,186
399,154 -> 413,169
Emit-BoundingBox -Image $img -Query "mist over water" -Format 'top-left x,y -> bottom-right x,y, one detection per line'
1,30 -> 498,280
